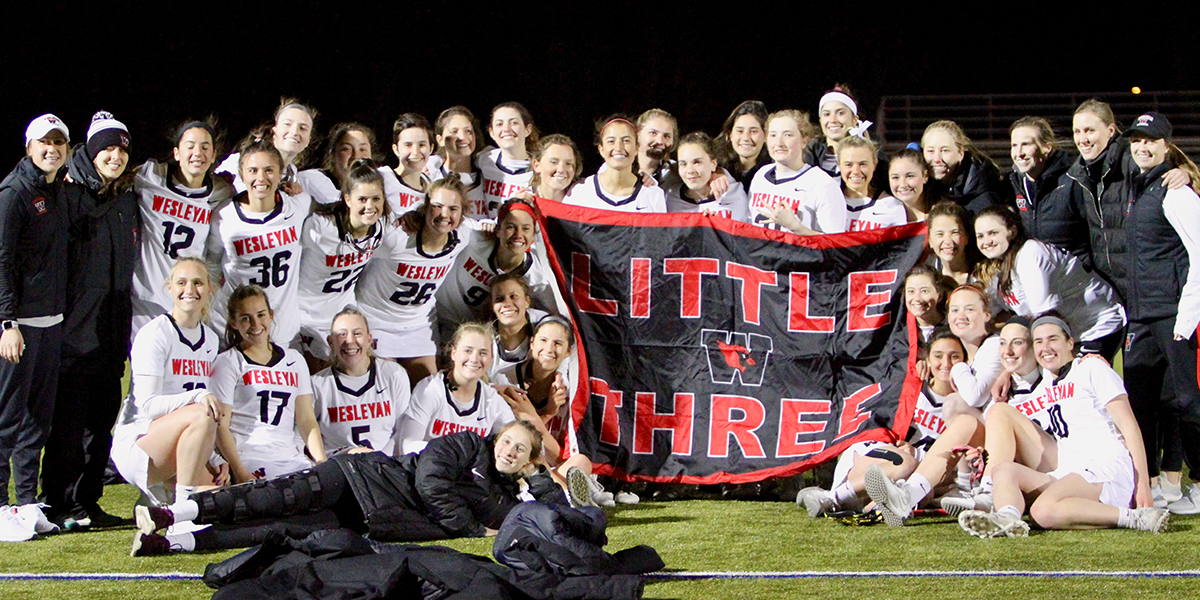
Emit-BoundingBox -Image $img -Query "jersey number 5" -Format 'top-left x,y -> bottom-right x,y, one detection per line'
256,390 -> 292,425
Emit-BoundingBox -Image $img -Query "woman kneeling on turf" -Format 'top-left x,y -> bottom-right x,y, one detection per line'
957,316 -> 1165,537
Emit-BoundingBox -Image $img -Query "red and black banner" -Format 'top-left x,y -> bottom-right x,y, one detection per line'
537,201 -> 926,484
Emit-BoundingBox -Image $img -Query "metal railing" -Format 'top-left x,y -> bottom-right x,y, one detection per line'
875,91 -> 1200,169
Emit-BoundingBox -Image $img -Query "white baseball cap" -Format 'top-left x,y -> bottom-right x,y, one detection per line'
24,114 -> 70,146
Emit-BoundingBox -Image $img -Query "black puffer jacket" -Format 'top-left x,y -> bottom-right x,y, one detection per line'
936,154 -> 1012,214
61,145 -> 138,372
334,431 -> 566,541
1067,137 -> 1134,300
0,157 -> 68,320
1009,149 -> 1091,264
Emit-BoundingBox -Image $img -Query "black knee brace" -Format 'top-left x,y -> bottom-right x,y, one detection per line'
196,469 -> 324,525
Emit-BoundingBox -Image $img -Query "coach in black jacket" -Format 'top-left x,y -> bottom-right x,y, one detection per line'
0,114 -> 71,509
40,112 -> 138,528
1007,118 -> 1091,265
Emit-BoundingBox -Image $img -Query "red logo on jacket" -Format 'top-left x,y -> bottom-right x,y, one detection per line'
32,197 -> 47,215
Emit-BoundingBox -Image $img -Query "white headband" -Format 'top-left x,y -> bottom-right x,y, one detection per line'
819,92 -> 858,116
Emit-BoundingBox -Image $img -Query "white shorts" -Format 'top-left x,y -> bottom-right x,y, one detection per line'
110,421 -> 171,505
1048,448 -> 1135,509
370,320 -> 438,359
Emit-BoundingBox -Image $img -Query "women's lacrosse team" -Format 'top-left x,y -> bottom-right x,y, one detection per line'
0,88 -> 1196,550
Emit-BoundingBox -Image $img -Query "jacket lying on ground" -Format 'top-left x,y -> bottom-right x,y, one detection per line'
204,527 -> 657,600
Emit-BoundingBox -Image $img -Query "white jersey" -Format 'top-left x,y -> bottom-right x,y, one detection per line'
1033,358 -> 1129,461
748,164 -> 847,233
428,162 -> 487,219
295,169 -> 341,205
907,385 -> 949,460
215,153 -> 300,194
132,160 -> 233,316
311,358 -> 411,456
493,360 -> 577,462
1002,369 -> 1051,432
296,214 -> 384,332
212,345 -> 314,476
398,372 -> 515,455
207,192 -> 312,345
563,175 -> 667,213
951,335 -> 1003,408
379,167 -> 427,217
993,241 -> 1126,342
118,314 -> 219,427
477,148 -> 532,219
435,234 -> 557,327
663,171 -> 750,222
355,222 -> 472,331
489,308 -> 550,379
844,192 -> 908,232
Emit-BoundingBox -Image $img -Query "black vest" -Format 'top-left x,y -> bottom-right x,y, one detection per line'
1125,162 -> 1190,322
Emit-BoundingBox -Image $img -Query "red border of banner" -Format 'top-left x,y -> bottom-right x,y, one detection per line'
534,198 -> 925,484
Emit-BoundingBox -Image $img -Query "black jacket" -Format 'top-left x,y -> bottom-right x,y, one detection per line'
60,145 -> 138,370
1124,161 -> 1189,322
1009,149 -> 1091,265
1068,137 -> 1133,300
936,154 -> 1012,215
0,156 -> 68,320
334,431 -> 566,541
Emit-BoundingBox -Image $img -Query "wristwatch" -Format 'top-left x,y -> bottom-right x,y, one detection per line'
2,320 -> 17,331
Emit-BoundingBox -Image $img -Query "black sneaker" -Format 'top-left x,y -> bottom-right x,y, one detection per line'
130,532 -> 171,557
84,508 -> 128,528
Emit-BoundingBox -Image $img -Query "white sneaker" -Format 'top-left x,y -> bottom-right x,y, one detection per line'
942,490 -> 994,516
1151,482 -> 1168,508
588,474 -> 616,507
958,510 -> 1029,538
614,491 -> 640,505
864,465 -> 912,526
15,503 -> 59,535
796,487 -> 835,517
1160,479 -> 1183,504
0,506 -> 36,542
1129,507 -> 1169,533
1168,484 -> 1200,515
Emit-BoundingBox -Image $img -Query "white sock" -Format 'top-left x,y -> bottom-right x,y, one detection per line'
832,482 -> 857,506
997,505 -> 1022,520
175,484 -> 199,501
979,475 -> 994,495
165,532 -> 195,552
170,499 -> 200,523
956,470 -> 972,493
904,474 -> 932,507
1117,508 -> 1134,529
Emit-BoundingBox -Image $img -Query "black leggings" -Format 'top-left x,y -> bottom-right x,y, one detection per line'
190,459 -> 366,551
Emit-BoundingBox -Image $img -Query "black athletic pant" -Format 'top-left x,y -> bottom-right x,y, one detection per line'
0,323 -> 62,506
39,364 -> 123,518
1124,318 -> 1200,477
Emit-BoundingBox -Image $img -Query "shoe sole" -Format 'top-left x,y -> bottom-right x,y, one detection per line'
863,466 -> 906,527
1145,511 -> 1170,533
958,511 -> 1029,538
134,505 -> 160,535
130,531 -> 145,557
566,468 -> 596,508
940,498 -> 972,517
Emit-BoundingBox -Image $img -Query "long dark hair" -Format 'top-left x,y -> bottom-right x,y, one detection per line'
312,158 -> 389,243
972,204 -> 1028,296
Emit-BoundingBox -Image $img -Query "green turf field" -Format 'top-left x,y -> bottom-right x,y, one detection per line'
2,481 -> 1197,600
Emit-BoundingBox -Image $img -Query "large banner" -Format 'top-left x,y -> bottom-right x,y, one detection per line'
538,202 -> 927,484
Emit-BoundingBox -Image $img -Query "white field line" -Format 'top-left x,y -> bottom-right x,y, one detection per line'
4,570 -> 1200,581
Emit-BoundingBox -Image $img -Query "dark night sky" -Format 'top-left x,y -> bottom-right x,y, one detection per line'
2,3 -> 1197,169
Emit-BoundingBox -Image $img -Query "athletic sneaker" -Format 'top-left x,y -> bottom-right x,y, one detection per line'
566,467 -> 596,508
796,487 -> 835,517
15,504 -> 59,535
864,465 -> 912,527
958,510 -> 1029,538
0,507 -> 36,542
941,489 -> 993,516
1130,507 -> 1169,533
589,474 -> 616,508
83,508 -> 127,529
1168,485 -> 1200,515
135,505 -> 175,534
615,490 -> 640,505
130,532 -> 171,557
